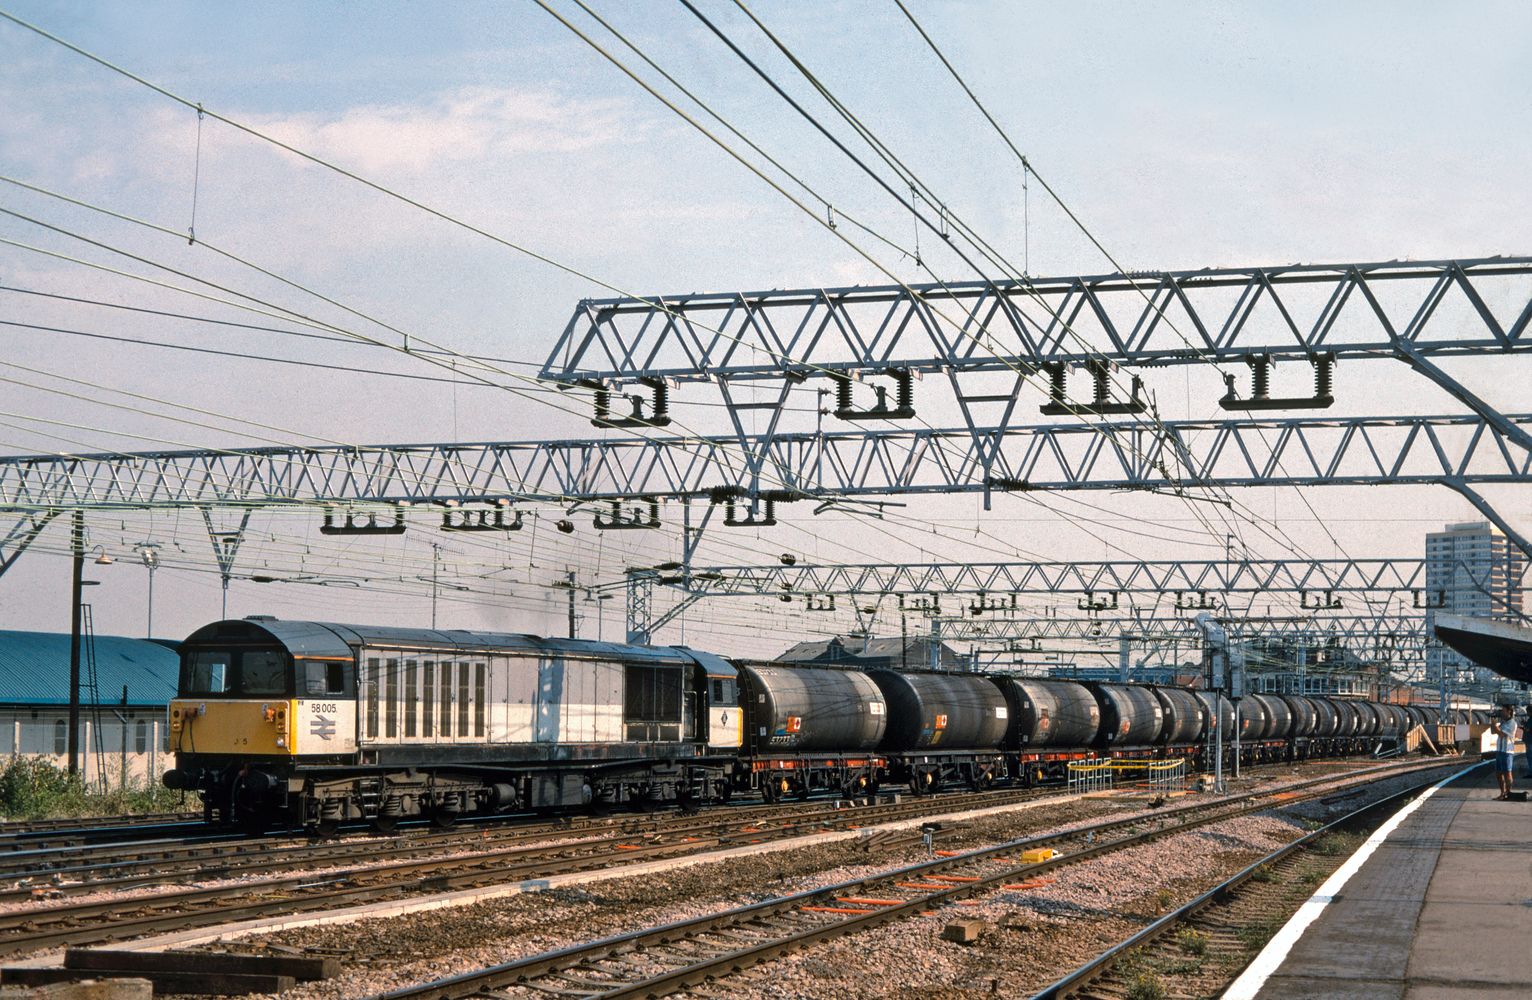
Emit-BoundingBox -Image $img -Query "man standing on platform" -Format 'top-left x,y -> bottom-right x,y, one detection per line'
1495,704 -> 1517,799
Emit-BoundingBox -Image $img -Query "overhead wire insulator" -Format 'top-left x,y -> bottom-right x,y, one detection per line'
441,509 -> 523,532
834,373 -> 854,416
587,377 -> 672,429
1219,352 -> 1336,410
833,369 -> 916,421
320,508 -> 407,536
1040,361 -> 1144,416
1313,352 -> 1335,405
594,498 -> 661,530
723,496 -> 777,528
1250,355 -> 1271,400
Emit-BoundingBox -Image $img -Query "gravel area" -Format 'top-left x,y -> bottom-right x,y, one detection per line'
696,760 -> 1470,999
143,757 -> 1460,1000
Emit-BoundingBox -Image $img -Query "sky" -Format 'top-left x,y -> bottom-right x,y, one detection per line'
0,0 -> 1528,665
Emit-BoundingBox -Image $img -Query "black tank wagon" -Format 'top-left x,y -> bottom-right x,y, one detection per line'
735,662 -> 887,801
869,670 -> 1009,792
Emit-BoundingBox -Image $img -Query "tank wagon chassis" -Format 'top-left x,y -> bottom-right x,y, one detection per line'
163,618 -> 1431,833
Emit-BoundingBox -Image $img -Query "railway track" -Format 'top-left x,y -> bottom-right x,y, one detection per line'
0,812 -> 197,837
1030,768 -> 1475,999
0,781 -> 1087,955
0,757 -> 1386,903
0,785 -> 1048,901
369,757 -> 1461,1000
0,819 -> 205,854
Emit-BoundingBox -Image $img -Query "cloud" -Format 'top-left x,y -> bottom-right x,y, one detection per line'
245,86 -> 643,177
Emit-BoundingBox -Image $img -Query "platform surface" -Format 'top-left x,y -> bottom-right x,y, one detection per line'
1246,762 -> 1532,999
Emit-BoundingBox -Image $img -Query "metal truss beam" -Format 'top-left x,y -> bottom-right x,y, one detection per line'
2,412 -> 1527,511
0,510 -> 58,579
658,557 -> 1506,603
542,257 -> 1532,383
935,612 -> 1429,647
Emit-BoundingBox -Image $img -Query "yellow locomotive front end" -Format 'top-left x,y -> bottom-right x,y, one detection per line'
162,618 -> 358,830
169,697 -> 294,756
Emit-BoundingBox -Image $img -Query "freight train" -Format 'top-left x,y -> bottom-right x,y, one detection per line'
162,617 -> 1440,833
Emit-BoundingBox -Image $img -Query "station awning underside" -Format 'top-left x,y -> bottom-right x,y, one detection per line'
1433,613 -> 1532,685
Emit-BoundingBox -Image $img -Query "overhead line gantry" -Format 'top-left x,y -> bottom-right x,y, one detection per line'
542,257 -> 1532,381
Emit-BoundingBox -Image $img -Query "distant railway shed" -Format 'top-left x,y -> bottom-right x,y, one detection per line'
0,630 -> 178,792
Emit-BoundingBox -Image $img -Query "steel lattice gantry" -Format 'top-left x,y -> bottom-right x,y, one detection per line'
542,257 -> 1532,380
539,256 -> 1532,550
933,611 -> 1430,644
619,555 -> 1479,644
930,611 -> 1437,673
2,411 -> 1528,511
653,556 -> 1491,601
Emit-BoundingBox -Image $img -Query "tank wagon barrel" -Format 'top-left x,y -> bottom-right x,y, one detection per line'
734,662 -> 888,801
736,663 -> 885,753
1089,683 -> 1165,748
1151,686 -> 1206,746
1281,695 -> 1318,739
991,678 -> 1099,749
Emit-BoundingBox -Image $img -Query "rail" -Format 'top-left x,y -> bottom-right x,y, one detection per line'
1030,760 -> 1484,999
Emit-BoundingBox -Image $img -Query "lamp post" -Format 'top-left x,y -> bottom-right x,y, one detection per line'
135,543 -> 161,638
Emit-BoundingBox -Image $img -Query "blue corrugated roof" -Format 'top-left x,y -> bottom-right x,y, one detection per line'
0,631 -> 180,706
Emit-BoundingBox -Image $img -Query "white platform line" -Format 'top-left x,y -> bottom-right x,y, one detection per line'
1221,760 -> 1485,1000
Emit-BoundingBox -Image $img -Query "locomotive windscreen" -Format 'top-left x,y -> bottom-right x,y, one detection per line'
180,648 -> 290,697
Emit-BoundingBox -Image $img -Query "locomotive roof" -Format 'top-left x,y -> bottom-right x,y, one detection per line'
181,617 -> 736,675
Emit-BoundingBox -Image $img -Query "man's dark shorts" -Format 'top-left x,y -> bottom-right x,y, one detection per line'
1497,751 -> 1515,773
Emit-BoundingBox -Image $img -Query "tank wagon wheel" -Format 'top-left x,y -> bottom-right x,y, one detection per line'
910,769 -> 938,796
313,819 -> 341,840
371,815 -> 400,835
429,810 -> 457,830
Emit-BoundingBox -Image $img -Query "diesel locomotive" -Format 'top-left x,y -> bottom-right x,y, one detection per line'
162,617 -> 1437,832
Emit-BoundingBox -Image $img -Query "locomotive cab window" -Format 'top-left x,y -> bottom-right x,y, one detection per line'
304,661 -> 348,697
710,678 -> 737,704
183,652 -> 230,694
241,651 -> 288,695
180,649 -> 292,697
